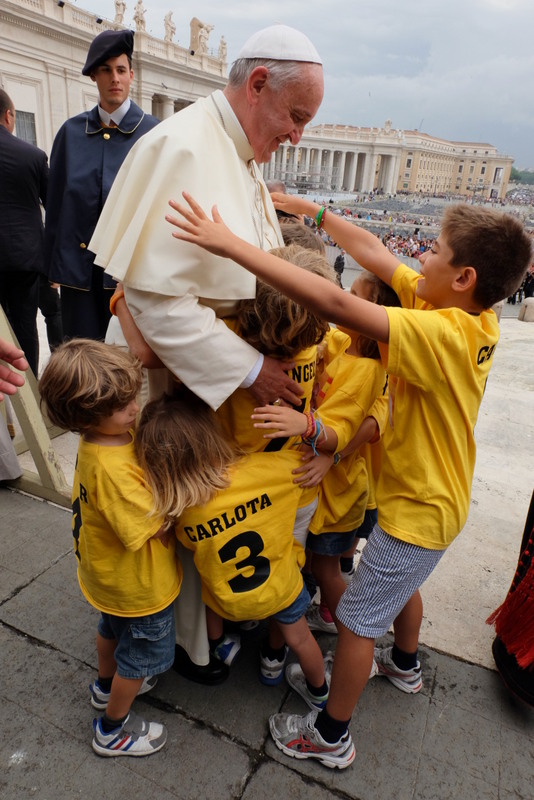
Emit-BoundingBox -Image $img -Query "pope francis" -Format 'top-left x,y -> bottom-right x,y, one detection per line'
89,24 -> 324,684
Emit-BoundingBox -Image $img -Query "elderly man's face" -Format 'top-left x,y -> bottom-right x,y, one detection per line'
248,63 -> 324,164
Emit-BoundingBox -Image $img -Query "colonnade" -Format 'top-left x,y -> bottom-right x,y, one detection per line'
263,143 -> 403,195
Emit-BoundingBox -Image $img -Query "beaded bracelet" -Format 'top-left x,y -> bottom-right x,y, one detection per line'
109,289 -> 125,316
303,410 -> 315,439
315,206 -> 327,230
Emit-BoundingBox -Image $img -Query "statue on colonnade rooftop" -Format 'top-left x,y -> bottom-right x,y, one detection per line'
164,11 -> 176,42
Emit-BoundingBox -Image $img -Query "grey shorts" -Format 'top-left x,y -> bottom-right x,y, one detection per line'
336,524 -> 445,638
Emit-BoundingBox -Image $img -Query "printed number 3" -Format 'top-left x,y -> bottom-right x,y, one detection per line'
218,530 -> 270,593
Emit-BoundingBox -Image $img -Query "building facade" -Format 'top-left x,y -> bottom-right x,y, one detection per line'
263,120 -> 513,200
0,0 -> 226,154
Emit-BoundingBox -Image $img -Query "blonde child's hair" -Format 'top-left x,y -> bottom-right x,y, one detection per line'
441,205 -> 532,309
135,391 -> 239,523
236,243 -> 337,359
38,339 -> 142,433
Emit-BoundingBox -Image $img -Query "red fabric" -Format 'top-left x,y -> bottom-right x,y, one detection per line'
487,525 -> 534,669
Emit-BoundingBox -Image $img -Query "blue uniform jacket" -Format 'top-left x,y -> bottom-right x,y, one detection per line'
45,101 -> 159,289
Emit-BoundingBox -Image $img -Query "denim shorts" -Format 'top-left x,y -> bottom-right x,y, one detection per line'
336,524 -> 445,638
306,528 -> 358,556
97,602 -> 176,679
272,582 -> 311,625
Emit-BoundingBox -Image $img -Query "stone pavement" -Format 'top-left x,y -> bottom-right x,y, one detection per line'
1,315 -> 534,799
1,482 -> 533,800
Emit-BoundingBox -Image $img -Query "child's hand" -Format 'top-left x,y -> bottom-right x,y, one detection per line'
292,448 -> 334,487
166,193 -> 239,258
251,404 -> 307,439
270,192 -> 314,219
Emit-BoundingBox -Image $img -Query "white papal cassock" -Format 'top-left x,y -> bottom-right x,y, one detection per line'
90,89 -> 284,410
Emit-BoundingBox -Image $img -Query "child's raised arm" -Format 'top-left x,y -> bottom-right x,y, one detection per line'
166,194 -> 390,344
269,193 -> 399,286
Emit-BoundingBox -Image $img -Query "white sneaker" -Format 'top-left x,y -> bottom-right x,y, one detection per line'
212,634 -> 241,666
269,710 -> 355,769
90,675 -> 157,710
285,662 -> 329,711
260,644 -> 288,686
92,711 -> 167,757
324,649 -> 378,682
306,604 -> 338,635
373,646 -> 422,693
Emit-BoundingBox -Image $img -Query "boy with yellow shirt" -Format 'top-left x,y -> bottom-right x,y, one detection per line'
165,191 -> 532,770
39,340 -> 182,758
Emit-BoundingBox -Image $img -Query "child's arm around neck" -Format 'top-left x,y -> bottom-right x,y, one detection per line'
166,194 -> 390,344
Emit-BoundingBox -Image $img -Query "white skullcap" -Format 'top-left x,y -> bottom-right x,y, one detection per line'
236,24 -> 322,65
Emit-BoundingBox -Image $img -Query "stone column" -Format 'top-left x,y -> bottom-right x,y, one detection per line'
390,152 -> 402,194
280,144 -> 289,183
336,151 -> 347,190
304,147 -> 311,175
361,152 -> 378,193
325,149 -> 335,188
346,151 -> 358,192
160,96 -> 175,119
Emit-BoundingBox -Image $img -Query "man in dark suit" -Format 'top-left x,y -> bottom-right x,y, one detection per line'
0,89 -> 48,375
44,29 -> 159,341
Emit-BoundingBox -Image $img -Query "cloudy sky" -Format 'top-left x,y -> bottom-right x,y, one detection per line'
78,0 -> 534,168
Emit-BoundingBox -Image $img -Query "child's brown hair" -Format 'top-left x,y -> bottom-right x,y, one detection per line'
39,339 -> 142,433
352,271 -> 401,359
236,243 -> 336,359
279,220 -> 326,254
135,390 -> 238,523
441,205 -> 532,309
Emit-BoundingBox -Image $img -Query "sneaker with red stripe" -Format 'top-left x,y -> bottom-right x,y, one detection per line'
269,709 -> 355,769
92,711 -> 167,757
373,645 -> 422,694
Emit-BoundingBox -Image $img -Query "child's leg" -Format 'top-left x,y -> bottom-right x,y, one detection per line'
339,538 -> 359,578
205,606 -> 223,641
106,675 -> 145,721
324,623 -> 375,721
311,553 -> 347,625
96,632 -> 117,680
206,606 -> 241,666
259,619 -> 290,686
278,616 -> 325,688
392,589 -> 423,653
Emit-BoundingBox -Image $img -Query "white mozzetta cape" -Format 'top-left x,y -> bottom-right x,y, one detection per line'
90,91 -> 282,300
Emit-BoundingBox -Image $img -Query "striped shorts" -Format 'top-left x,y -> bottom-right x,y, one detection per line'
336,524 -> 445,638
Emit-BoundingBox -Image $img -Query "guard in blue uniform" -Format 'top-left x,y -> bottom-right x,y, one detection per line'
45,29 -> 159,340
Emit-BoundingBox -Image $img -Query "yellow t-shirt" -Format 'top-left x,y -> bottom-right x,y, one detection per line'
377,264 -> 500,549
73,434 -> 182,616
360,391 -> 389,511
175,451 -> 307,621
216,318 -> 318,453
309,345 -> 386,534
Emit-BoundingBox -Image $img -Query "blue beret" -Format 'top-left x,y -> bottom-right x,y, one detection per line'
82,29 -> 134,76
